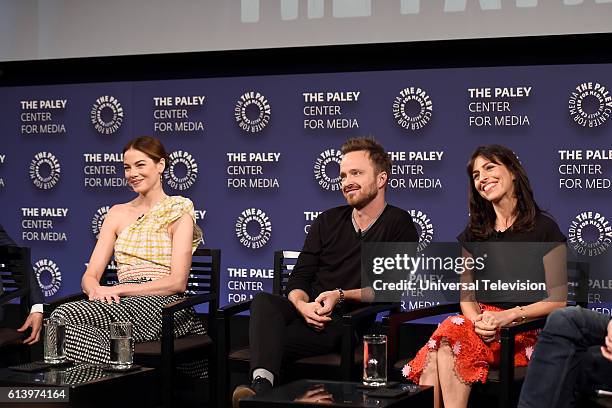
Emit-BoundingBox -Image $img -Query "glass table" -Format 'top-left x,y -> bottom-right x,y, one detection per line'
0,363 -> 156,407
240,379 -> 433,408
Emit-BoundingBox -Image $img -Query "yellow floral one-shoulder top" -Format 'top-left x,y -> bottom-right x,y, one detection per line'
114,196 -> 203,282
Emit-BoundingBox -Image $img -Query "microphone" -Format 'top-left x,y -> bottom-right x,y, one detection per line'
357,228 -> 362,239
495,230 -> 504,239
137,214 -> 144,220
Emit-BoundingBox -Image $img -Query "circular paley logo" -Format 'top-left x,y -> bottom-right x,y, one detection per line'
393,87 -> 433,131
568,82 -> 612,128
34,258 -> 62,297
568,211 -> 612,256
235,208 -> 272,250
29,152 -> 61,190
234,91 -> 271,133
409,209 -> 434,252
314,149 -> 343,191
91,205 -> 110,239
91,95 -> 124,134
164,150 -> 198,191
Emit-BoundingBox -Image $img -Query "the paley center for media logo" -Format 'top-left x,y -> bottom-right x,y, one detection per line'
568,82 -> 612,128
235,91 -> 271,133
164,150 -> 198,191
409,209 -> 434,252
91,95 -> 124,134
29,152 -> 61,190
314,149 -> 343,191
91,206 -> 110,239
235,208 -> 272,249
393,87 -> 433,131
568,211 -> 612,256
34,258 -> 62,297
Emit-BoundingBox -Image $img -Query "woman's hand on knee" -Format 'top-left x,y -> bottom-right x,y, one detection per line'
88,285 -> 121,304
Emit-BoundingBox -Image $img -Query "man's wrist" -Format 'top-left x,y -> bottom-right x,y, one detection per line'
294,299 -> 307,313
336,288 -> 344,307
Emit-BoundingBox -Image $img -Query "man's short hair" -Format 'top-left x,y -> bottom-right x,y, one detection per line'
340,137 -> 392,176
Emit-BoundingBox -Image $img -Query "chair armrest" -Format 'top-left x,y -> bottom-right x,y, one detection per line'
216,298 -> 255,387
337,304 -> 401,381
159,293 -> 218,367
497,315 -> 547,405
0,287 -> 29,306
384,303 -> 460,364
500,317 -> 547,336
216,299 -> 253,318
497,316 -> 547,375
342,303 -> 401,324
215,299 -> 253,356
161,293 -> 217,316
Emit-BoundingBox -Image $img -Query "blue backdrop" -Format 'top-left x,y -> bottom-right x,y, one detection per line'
0,63 -> 610,314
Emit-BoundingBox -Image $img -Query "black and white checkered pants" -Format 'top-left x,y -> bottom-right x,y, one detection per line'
51,280 -> 207,377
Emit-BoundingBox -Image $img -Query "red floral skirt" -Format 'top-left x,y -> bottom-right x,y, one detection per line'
403,304 -> 538,384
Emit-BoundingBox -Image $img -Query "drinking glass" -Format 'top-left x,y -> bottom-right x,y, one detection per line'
109,321 -> 133,369
43,317 -> 66,364
363,334 -> 387,387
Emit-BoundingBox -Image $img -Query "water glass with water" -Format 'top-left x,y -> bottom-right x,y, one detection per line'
109,321 -> 133,369
43,368 -> 67,385
43,317 -> 66,364
363,334 -> 387,387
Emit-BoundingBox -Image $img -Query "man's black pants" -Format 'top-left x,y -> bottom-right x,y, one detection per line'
249,292 -> 344,381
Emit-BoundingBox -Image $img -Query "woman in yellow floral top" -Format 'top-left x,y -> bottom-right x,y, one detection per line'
52,136 -> 204,366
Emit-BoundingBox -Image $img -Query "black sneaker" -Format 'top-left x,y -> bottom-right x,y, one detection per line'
232,376 -> 273,408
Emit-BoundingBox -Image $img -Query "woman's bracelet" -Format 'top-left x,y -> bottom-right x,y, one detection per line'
515,305 -> 527,322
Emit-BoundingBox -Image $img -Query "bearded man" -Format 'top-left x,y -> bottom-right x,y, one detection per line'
232,137 -> 418,406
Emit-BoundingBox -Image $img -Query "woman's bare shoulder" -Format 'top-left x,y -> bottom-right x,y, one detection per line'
105,201 -> 138,223
107,203 -> 128,216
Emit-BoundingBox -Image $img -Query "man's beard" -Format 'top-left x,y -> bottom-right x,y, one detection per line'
345,184 -> 378,210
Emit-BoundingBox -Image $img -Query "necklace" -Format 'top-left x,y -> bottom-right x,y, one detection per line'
495,215 -> 515,232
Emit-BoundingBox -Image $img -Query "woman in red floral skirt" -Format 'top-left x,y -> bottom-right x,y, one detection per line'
403,145 -> 568,408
